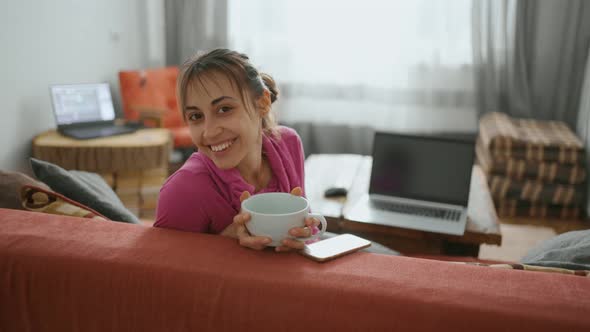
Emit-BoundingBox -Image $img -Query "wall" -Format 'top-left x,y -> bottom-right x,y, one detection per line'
0,0 -> 165,173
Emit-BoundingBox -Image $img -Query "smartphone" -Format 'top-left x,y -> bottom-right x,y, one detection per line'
299,234 -> 371,262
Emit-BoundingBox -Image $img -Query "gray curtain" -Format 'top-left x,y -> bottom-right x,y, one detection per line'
165,0 -> 228,66
576,44 -> 590,216
472,0 -> 590,128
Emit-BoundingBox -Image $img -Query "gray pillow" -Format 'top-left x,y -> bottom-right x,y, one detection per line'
30,158 -> 140,224
521,229 -> 590,270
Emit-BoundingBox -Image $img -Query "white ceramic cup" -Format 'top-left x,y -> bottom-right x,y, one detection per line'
241,192 -> 327,247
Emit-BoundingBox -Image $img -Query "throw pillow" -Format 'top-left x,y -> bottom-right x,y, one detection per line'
0,170 -> 51,210
521,229 -> 590,270
30,158 -> 140,224
21,185 -> 108,221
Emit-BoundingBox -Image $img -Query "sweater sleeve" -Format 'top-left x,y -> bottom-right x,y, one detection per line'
154,170 -> 211,233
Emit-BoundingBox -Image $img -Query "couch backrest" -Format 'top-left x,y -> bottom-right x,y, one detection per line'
1,208 -> 589,332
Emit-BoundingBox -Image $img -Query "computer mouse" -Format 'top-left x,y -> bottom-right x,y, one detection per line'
324,187 -> 348,198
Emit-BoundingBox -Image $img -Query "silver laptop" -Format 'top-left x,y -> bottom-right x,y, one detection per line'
50,83 -> 137,139
345,132 -> 475,236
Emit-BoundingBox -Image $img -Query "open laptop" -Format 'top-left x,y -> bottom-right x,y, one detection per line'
50,83 -> 137,139
345,132 -> 475,236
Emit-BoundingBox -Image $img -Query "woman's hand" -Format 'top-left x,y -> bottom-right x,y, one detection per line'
275,187 -> 321,253
220,191 -> 272,250
221,187 -> 320,252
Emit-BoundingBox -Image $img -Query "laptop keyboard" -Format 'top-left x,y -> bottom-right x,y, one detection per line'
64,125 -> 136,139
372,200 -> 462,222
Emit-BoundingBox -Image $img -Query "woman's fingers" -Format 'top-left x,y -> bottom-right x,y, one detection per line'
288,217 -> 319,237
235,219 -> 271,250
289,226 -> 312,237
277,238 -> 305,251
239,235 -> 272,250
275,245 -> 292,252
305,217 -> 320,228
240,191 -> 251,203
290,187 -> 302,197
237,226 -> 271,250
233,212 -> 251,226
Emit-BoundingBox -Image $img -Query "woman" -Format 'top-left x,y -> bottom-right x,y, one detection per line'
154,49 -> 319,252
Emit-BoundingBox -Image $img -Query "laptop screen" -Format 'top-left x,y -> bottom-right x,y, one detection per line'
50,83 -> 116,125
369,132 -> 475,206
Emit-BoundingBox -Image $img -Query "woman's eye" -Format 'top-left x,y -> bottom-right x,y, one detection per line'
187,113 -> 203,121
217,106 -> 233,114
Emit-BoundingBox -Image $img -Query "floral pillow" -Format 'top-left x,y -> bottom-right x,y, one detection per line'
0,170 -> 51,210
20,185 -> 108,221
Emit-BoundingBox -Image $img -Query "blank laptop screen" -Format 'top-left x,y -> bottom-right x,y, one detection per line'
50,83 -> 116,125
369,132 -> 475,206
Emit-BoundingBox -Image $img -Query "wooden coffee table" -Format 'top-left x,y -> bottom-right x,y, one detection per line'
305,154 -> 502,256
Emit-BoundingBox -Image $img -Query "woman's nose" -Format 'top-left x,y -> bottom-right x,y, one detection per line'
203,118 -> 222,139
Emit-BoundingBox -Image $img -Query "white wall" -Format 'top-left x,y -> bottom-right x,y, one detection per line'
0,0 -> 165,173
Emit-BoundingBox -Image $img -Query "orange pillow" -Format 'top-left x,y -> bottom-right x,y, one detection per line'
118,67 -> 183,129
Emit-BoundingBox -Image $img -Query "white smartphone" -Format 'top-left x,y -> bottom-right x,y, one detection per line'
299,234 -> 371,262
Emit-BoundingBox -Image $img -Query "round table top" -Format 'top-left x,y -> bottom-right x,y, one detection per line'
33,128 -> 172,148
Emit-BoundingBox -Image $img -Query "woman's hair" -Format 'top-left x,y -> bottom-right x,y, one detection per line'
177,48 -> 279,136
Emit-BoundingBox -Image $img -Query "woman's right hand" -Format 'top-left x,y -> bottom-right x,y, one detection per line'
220,191 -> 272,250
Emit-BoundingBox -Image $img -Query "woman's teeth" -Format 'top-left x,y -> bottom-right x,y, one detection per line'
210,139 -> 234,152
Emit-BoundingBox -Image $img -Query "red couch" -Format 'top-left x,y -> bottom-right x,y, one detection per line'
1,208 -> 589,331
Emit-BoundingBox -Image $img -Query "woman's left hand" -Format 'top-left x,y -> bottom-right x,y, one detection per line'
275,187 -> 321,253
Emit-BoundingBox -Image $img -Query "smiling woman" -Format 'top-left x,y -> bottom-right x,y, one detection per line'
154,49 -> 321,252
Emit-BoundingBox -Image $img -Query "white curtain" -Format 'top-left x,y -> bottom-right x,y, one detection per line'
228,0 -> 477,132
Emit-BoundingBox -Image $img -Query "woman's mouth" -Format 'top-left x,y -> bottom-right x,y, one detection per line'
209,138 -> 237,153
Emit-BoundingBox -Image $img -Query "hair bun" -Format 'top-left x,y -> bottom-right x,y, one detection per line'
260,73 -> 279,103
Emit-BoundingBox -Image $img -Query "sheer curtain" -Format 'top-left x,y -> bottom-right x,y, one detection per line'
228,0 -> 477,133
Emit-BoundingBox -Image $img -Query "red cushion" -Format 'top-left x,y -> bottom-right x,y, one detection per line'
119,67 -> 183,129
1,208 -> 589,331
170,126 -> 193,148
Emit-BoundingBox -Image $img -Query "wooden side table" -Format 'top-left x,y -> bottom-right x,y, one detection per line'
32,129 -> 172,218
33,129 -> 171,173
305,154 -> 503,256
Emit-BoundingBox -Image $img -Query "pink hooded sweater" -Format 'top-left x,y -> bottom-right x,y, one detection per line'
154,126 -> 306,234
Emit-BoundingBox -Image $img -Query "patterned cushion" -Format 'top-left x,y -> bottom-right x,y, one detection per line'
494,199 -> 583,219
476,138 -> 587,184
20,185 -> 108,221
487,175 -> 585,205
479,112 -> 584,164
0,171 -> 51,210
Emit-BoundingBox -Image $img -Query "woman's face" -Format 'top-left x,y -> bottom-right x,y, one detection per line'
184,72 -> 264,170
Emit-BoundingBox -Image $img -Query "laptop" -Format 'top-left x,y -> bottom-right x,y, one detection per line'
50,83 -> 137,139
345,132 -> 475,236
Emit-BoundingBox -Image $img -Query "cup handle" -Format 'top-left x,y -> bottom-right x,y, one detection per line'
297,213 -> 327,242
